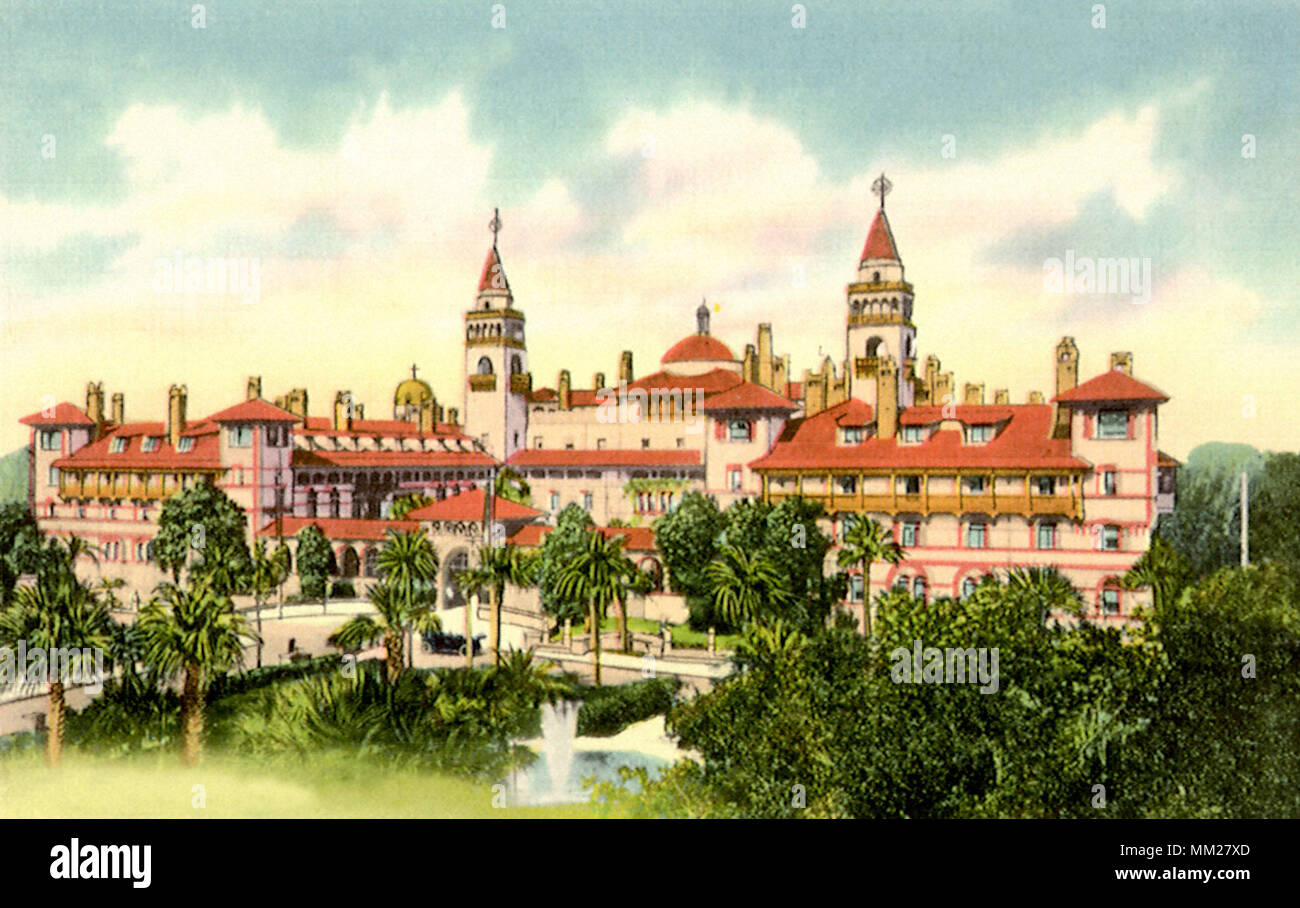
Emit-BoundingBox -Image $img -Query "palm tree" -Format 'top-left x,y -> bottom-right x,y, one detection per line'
836,515 -> 905,636
616,559 -> 655,653
705,544 -> 792,628
0,548 -> 114,767
248,539 -> 289,668
137,575 -> 257,766
1121,537 -> 1193,613
329,582 -> 441,684
456,544 -> 536,665
1003,565 -> 1083,622
556,531 -> 635,686
375,529 -> 439,667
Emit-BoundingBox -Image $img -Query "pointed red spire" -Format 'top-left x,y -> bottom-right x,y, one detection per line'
477,245 -> 510,293
860,208 -> 900,262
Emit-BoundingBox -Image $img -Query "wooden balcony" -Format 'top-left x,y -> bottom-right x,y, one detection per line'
764,486 -> 1081,519
468,374 -> 497,392
509,373 -> 532,395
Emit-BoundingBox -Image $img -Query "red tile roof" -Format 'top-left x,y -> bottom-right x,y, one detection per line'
404,487 -> 541,522
898,405 -> 1015,426
1053,371 -> 1169,404
298,415 -> 467,439
478,245 -> 509,293
53,423 -> 223,471
19,403 -> 94,426
256,516 -> 419,541
832,398 -> 875,426
507,523 -> 657,551
508,448 -> 702,468
700,380 -> 798,412
661,334 -> 736,364
860,208 -> 900,262
292,448 -> 496,468
785,381 -> 804,401
750,400 -> 1089,472
626,368 -> 742,395
207,399 -> 300,423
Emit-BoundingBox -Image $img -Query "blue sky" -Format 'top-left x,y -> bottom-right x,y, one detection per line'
2,0 -> 1298,456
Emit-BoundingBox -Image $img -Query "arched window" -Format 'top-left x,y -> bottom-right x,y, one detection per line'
510,354 -> 523,374
865,336 -> 883,358
961,576 -> 977,599
477,356 -> 494,375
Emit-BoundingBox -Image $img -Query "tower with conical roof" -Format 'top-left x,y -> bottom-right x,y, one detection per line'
845,175 -> 916,409
463,209 -> 529,459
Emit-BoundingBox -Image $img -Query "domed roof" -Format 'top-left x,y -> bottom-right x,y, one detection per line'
394,377 -> 434,407
661,334 -> 736,364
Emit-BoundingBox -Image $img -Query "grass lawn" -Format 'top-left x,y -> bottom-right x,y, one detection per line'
0,748 -> 601,819
552,616 -> 742,651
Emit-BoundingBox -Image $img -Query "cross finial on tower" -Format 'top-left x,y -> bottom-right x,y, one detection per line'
411,363 -> 419,380
872,172 -> 893,210
488,207 -> 502,249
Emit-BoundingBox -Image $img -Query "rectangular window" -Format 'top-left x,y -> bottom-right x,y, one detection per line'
141,436 -> 160,453
728,469 -> 743,492
583,491 -> 593,511
900,475 -> 921,495
1102,470 -> 1117,495
1100,588 -> 1120,615
227,426 -> 253,448
902,425 -> 924,443
549,491 -> 560,512
1099,525 -> 1120,551
39,430 -> 61,451
48,466 -> 59,487
534,437 -> 543,449
966,424 -> 993,444
676,437 -> 685,448
838,476 -> 857,494
913,577 -> 927,603
1097,410 -> 1128,439
1036,476 -> 1056,495
109,437 -> 127,453
964,475 -> 987,494
901,522 -> 919,547
177,437 -> 194,453
728,420 -> 751,442
848,574 -> 864,602
596,438 -> 606,450
967,523 -> 987,548
1036,523 -> 1056,550
641,438 -> 650,449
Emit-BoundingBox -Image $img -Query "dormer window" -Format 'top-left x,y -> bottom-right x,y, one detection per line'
728,419 -> 752,442
841,426 -> 867,444
177,437 -> 195,453
1097,409 -> 1128,439
966,424 -> 994,444
902,425 -> 924,444
141,436 -> 160,452
109,437 -> 127,453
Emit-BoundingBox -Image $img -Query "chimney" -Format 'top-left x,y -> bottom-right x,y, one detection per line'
618,350 -> 634,385
418,397 -> 435,433
247,376 -> 262,400
282,388 -> 308,423
594,372 -> 606,391
448,407 -> 459,426
743,344 -> 757,383
333,391 -> 353,431
1054,337 -> 1079,438
934,372 -> 954,409
558,370 -> 572,410
1110,351 -> 1133,375
963,382 -> 985,405
1027,390 -> 1044,404
924,355 -> 941,400
355,403 -> 365,420
167,384 -> 187,448
876,356 -> 899,440
85,381 -> 104,428
993,388 -> 1009,405
110,392 -> 124,424
757,323 -> 774,388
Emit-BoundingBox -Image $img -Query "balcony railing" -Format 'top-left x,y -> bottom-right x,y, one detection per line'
764,486 -> 1082,519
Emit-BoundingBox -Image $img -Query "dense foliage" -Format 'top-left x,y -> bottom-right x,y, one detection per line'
574,677 -> 681,737
597,563 -> 1300,818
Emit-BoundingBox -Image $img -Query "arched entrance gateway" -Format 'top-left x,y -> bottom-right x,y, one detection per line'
441,548 -> 471,609
339,546 -> 360,578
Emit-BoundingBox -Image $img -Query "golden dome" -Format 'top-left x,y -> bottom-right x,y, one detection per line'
393,376 -> 434,407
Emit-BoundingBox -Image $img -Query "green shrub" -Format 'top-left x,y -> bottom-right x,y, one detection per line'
329,579 -> 357,599
575,677 -> 681,737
